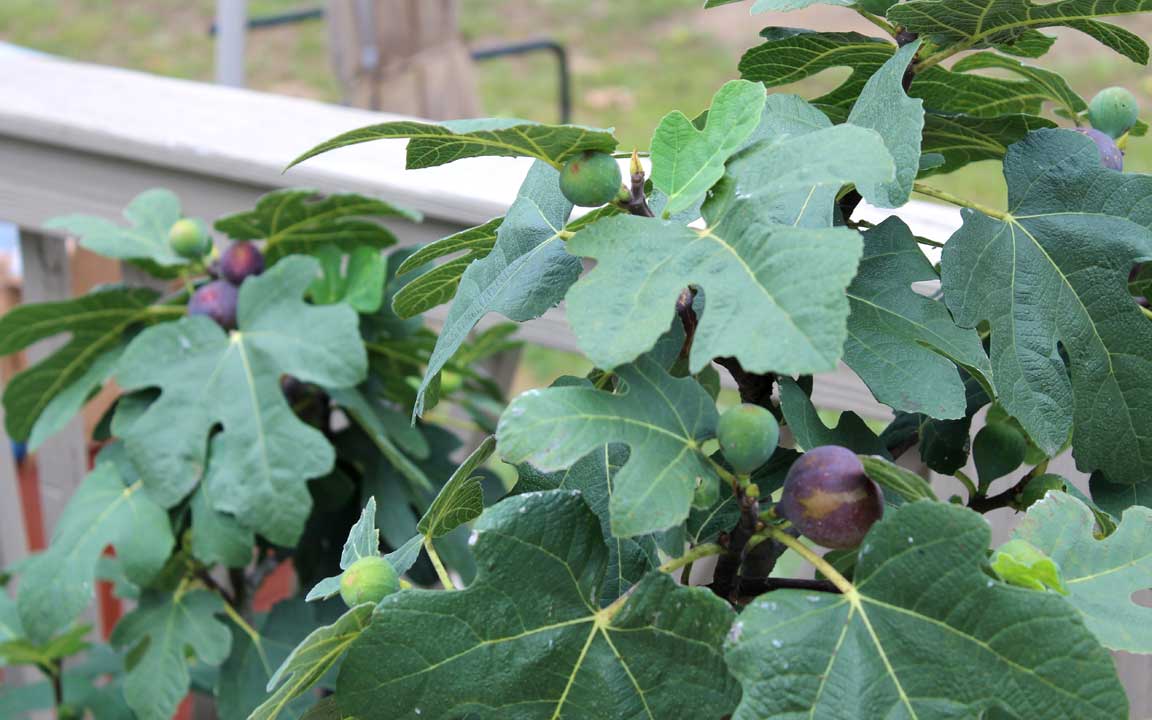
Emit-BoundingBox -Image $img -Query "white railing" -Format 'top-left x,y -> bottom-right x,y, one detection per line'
1,49 -> 1147,714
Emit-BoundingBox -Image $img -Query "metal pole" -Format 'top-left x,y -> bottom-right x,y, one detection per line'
214,0 -> 249,87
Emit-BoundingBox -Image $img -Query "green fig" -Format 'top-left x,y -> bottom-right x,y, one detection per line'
559,151 -> 623,207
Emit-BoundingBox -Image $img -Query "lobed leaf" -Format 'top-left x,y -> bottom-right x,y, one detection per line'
417,436 -> 495,539
414,161 -> 575,416
111,590 -> 232,720
650,79 -> 766,215
497,358 -> 720,537
940,128 -> 1152,486
726,502 -> 1128,719
513,445 -> 660,605
0,286 -> 159,441
1014,492 -> 1152,653
116,256 -> 367,545
845,218 -> 992,419
17,459 -> 173,644
289,118 -> 617,170
253,604 -> 374,720
44,189 -> 190,271
334,490 -> 740,719
889,0 -> 1152,64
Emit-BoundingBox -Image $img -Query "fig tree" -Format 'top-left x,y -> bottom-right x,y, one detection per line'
219,241 -> 265,284
168,218 -> 211,260
339,555 -> 400,607
559,151 -> 623,207
717,404 -> 779,474
187,280 -> 239,330
778,445 -> 884,550
1075,128 -> 1124,171
1088,87 -> 1140,139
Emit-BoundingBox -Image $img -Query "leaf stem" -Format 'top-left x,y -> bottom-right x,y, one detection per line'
857,9 -> 896,35
659,543 -> 724,575
1141,306 -> 1152,322
221,601 -> 271,674
423,537 -> 455,590
764,527 -> 855,596
913,183 -> 1009,221
146,305 -> 188,317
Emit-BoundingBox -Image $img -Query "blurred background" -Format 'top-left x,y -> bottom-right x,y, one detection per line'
1,0 -> 1150,393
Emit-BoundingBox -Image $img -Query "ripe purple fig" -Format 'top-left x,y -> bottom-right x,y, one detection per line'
1075,128 -> 1124,171
219,242 -> 265,284
779,445 -> 884,550
188,280 -> 239,330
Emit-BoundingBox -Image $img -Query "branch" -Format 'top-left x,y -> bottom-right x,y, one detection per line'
709,483 -> 763,602
197,569 -> 237,607
725,577 -> 841,605
714,357 -> 777,410
967,462 -> 1049,514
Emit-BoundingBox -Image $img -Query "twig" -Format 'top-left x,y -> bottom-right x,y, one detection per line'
967,461 -> 1049,513
729,577 -> 841,605
714,357 -> 777,410
196,569 -> 236,606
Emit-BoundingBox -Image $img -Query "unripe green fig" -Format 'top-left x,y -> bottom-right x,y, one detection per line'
1014,473 -> 1067,511
559,151 -> 623,207
168,218 -> 211,260
779,445 -> 884,550
717,404 -> 780,473
339,556 -> 400,607
1088,87 -> 1140,139
972,421 -> 1027,484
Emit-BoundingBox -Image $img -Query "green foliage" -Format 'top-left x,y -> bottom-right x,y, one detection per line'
1014,492 -> 1152,652
0,286 -> 160,441
725,502 -> 1127,719
845,218 -> 991,419
44,189 -> 192,274
941,129 -> 1152,485
414,161 -> 575,415
111,590 -> 231,720
289,118 -> 618,170
498,358 -> 720,537
214,190 -> 418,263
650,80 -> 766,215
5,1 -> 1152,716
334,491 -> 739,719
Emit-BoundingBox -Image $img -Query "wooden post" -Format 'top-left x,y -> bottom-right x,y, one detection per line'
325,0 -> 482,118
18,230 -> 87,537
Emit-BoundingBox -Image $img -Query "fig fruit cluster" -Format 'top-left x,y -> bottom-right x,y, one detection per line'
778,445 -> 884,550
559,150 -> 623,207
340,555 -> 400,607
1079,87 -> 1141,171
181,232 -> 265,331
